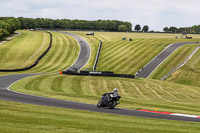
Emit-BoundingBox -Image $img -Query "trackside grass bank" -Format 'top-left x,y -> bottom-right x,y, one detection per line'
0,100 -> 200,133
166,47 -> 200,87
0,31 -> 80,75
69,31 -> 200,75
27,32 -> 80,73
71,31 -> 200,88
10,74 -> 200,116
149,44 -> 199,79
0,30 -> 49,70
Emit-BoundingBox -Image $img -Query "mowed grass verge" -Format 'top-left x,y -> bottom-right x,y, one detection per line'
0,31 -> 80,74
149,44 -> 199,79
10,74 -> 200,115
0,30 -> 49,69
1,100 -> 200,133
27,32 -> 80,73
166,47 -> 200,87
70,31 -> 200,74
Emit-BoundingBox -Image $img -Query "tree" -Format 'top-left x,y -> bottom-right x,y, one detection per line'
118,25 -> 128,32
0,18 -> 21,38
0,28 -> 3,38
163,27 -> 169,32
142,25 -> 149,32
6,18 -> 21,33
125,22 -> 132,31
0,21 -> 9,36
169,26 -> 177,33
135,24 -> 141,32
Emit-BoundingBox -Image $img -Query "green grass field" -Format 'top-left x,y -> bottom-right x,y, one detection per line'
166,47 -> 200,87
0,30 -> 80,74
2,31 -> 200,132
27,32 -> 80,73
72,31 -> 200,89
10,74 -> 200,115
149,44 -> 199,79
0,100 -> 200,133
70,31 -> 200,75
0,30 -> 49,69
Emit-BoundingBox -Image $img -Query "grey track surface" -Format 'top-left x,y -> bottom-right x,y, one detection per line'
137,42 -> 197,78
64,33 -> 90,71
0,74 -> 200,122
0,36 -> 199,122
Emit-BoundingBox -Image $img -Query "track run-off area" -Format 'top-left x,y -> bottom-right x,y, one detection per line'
0,31 -> 200,123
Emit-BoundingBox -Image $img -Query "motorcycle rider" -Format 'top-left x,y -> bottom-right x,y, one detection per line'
110,88 -> 119,97
101,88 -> 119,103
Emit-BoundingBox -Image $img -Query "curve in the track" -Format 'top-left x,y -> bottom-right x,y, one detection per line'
136,42 -> 197,78
0,74 -> 200,122
0,35 -> 199,122
64,33 -> 91,71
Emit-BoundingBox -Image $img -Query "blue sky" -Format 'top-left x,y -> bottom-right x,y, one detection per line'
1,0 -> 200,31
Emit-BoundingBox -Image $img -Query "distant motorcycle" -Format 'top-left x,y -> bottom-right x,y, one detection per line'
97,93 -> 121,109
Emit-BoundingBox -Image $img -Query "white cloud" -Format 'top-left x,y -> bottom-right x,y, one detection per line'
1,0 -> 200,31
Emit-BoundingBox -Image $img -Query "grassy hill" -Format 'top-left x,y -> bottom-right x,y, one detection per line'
0,30 -> 49,69
70,31 -> 200,75
149,44 -> 199,79
10,74 -> 200,115
0,30 -> 80,75
2,31 -> 200,132
27,32 -> 80,73
1,100 -> 199,133
166,47 -> 200,87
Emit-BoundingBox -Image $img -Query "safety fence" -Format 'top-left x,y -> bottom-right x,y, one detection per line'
93,40 -> 102,72
61,70 -> 135,79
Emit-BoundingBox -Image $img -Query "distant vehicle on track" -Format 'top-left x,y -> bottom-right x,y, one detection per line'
86,32 -> 94,35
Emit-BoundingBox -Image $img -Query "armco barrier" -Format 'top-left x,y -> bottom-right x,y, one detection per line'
0,32 -> 52,72
93,40 -> 102,71
62,70 -> 135,79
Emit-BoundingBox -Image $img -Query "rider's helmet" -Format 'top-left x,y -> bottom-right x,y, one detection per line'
113,88 -> 118,92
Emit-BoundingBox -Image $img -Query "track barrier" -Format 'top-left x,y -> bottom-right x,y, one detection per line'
62,70 -> 135,79
93,40 -> 102,72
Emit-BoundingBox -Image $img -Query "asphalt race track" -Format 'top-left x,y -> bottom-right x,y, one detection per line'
0,74 -> 200,122
64,33 -> 91,71
136,42 -> 196,78
0,34 -> 199,122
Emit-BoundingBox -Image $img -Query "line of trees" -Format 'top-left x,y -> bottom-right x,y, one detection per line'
18,17 -> 132,32
163,25 -> 200,34
0,17 -> 132,38
0,17 -> 21,38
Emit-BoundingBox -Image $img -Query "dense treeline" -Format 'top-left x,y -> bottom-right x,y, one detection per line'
163,25 -> 200,34
18,17 -> 132,32
0,17 -> 21,38
0,17 -> 132,39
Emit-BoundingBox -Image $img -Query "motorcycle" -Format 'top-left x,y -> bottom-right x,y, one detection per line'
97,93 -> 121,109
